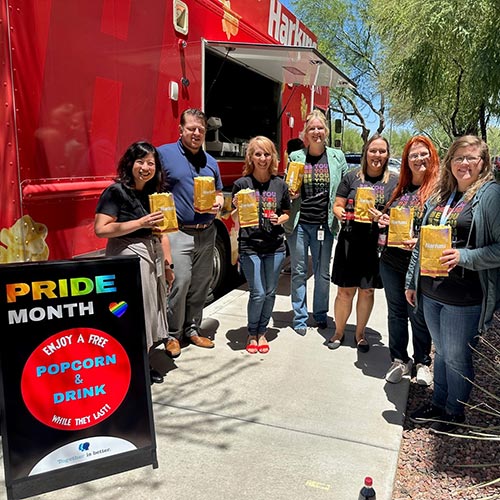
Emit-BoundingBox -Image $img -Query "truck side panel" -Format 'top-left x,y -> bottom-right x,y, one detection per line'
1,0 -> 322,265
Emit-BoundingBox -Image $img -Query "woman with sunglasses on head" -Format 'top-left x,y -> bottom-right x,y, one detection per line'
232,136 -> 290,354
378,136 -> 439,385
406,135 -> 500,433
283,110 -> 348,336
328,134 -> 398,352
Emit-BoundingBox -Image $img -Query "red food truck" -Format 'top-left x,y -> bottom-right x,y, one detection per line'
0,0 -> 352,296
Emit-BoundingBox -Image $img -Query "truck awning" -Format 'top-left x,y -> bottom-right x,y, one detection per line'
205,40 -> 355,89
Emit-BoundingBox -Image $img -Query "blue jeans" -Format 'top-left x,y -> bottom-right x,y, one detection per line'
379,260 -> 431,365
239,251 -> 286,334
422,295 -> 481,416
287,223 -> 334,329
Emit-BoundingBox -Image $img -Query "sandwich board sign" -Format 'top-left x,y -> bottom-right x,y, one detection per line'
0,256 -> 157,499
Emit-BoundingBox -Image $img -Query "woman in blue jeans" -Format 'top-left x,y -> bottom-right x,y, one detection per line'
406,135 -> 500,434
232,136 -> 290,353
378,136 -> 439,385
284,110 -> 348,335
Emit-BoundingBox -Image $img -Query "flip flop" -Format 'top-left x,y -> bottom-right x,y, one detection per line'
356,338 -> 370,353
257,344 -> 270,354
246,342 -> 258,354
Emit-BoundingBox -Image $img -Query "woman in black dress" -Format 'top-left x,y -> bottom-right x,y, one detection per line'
329,135 -> 398,352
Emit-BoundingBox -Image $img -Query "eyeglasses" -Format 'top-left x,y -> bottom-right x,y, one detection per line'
408,152 -> 430,161
451,156 -> 482,165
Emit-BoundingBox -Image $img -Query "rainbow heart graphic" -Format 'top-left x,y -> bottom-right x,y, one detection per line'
109,301 -> 128,318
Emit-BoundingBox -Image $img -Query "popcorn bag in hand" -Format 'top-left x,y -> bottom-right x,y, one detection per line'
354,186 -> 375,223
194,176 -> 216,213
236,189 -> 259,228
149,192 -> 179,233
285,161 -> 304,192
419,225 -> 451,277
388,207 -> 414,247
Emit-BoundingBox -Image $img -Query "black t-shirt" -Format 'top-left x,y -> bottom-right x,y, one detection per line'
420,194 -> 482,305
336,169 -> 399,238
299,151 -> 330,225
232,175 -> 290,255
95,182 -> 153,238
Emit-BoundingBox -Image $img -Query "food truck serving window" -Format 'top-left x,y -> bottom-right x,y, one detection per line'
202,41 -> 355,161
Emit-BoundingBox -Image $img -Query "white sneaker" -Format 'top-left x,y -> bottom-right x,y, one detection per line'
385,358 -> 413,384
416,363 -> 433,386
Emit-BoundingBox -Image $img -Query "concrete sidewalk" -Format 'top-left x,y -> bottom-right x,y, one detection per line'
0,268 -> 410,500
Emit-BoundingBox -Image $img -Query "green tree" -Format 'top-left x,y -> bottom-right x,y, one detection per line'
291,0 -> 386,144
340,126 -> 364,152
373,0 -> 500,140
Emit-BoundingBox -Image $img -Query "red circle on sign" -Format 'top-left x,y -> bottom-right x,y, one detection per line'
21,328 -> 131,430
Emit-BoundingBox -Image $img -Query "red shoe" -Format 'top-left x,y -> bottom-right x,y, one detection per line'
246,336 -> 258,354
257,343 -> 270,354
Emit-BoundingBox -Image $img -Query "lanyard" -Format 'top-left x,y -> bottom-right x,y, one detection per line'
439,190 -> 464,225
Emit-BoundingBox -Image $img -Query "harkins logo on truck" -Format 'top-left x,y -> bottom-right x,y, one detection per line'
267,0 -> 316,48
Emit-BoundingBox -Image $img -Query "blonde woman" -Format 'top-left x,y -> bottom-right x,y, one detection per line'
283,110 -> 348,335
232,136 -> 290,353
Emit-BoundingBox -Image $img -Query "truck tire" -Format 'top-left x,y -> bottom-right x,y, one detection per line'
207,227 -> 230,302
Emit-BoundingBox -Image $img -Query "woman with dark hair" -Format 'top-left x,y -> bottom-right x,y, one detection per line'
378,136 -> 439,385
406,135 -> 500,433
328,134 -> 398,352
284,110 -> 348,336
232,136 -> 290,353
94,141 -> 175,384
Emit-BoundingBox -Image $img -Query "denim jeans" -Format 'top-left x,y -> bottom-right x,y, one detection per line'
422,295 -> 481,416
379,260 -> 432,365
239,251 -> 286,334
287,223 -> 333,329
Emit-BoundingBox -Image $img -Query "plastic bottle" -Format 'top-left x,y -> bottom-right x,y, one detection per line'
343,198 -> 355,232
377,225 -> 388,255
358,476 -> 376,500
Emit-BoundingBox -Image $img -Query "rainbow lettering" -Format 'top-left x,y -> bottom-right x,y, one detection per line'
6,274 -> 116,303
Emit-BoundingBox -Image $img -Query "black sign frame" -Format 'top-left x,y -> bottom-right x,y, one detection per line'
0,256 -> 158,499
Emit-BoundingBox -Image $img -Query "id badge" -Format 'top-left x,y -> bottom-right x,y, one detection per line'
156,257 -> 163,278
317,228 -> 325,241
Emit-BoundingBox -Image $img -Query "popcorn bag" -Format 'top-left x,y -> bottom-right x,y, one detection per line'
236,188 -> 259,228
387,207 -> 414,247
419,225 -> 451,277
148,192 -> 178,233
354,186 -> 375,223
285,161 -> 305,192
194,176 -> 216,213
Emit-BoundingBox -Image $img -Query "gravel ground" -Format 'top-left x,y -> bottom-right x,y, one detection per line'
393,315 -> 500,500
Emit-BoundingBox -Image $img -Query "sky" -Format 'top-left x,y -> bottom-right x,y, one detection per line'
280,0 -> 294,13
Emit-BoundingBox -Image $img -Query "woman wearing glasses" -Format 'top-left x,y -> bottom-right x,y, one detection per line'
378,137 -> 439,385
406,135 -> 500,434
328,134 -> 398,352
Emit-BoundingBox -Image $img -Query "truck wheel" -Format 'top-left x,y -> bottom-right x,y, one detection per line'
208,230 -> 229,302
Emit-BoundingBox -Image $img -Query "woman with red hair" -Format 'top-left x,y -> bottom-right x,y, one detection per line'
379,136 -> 440,385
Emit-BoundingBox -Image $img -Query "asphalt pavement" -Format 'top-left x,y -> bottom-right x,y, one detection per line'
0,259 -> 410,500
